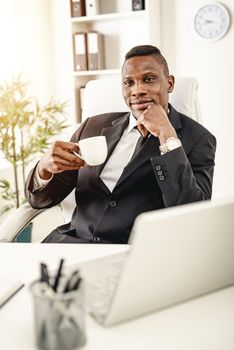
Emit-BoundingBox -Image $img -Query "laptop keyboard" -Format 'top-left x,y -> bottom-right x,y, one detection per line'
87,275 -> 119,322
64,250 -> 128,323
84,254 -> 127,322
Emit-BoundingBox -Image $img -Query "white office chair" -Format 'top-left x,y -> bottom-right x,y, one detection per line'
0,76 -> 202,242
82,76 -> 202,124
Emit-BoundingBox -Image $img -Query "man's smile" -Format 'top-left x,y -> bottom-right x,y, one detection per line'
130,99 -> 153,110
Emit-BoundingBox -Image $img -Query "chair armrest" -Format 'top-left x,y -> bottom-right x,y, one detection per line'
0,204 -> 43,242
0,203 -> 65,243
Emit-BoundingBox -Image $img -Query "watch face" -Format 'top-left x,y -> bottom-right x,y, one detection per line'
194,2 -> 230,41
166,137 -> 181,151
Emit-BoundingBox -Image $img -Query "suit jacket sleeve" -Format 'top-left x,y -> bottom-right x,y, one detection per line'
151,131 -> 216,207
24,118 -> 89,209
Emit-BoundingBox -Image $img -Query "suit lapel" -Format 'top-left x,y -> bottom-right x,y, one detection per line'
168,104 -> 182,131
115,135 -> 160,187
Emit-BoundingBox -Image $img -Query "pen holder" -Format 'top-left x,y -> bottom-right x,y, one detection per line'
30,279 -> 86,350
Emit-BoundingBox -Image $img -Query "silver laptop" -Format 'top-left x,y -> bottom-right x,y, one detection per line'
75,196 -> 234,327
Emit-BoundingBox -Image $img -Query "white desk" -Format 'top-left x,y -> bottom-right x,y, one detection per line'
0,243 -> 234,350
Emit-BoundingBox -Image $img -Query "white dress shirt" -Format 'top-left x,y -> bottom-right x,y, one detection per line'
99,113 -> 140,191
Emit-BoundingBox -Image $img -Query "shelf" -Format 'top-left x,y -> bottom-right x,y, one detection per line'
73,69 -> 121,77
71,10 -> 146,23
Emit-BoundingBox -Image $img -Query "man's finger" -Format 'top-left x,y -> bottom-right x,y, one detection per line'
137,123 -> 149,137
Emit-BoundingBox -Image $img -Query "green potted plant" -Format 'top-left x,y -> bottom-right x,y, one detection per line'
0,75 -> 68,216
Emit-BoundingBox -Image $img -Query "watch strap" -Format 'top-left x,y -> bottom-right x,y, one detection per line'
159,137 -> 181,155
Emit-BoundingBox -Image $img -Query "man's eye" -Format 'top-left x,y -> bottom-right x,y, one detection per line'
144,77 -> 156,83
123,80 -> 133,86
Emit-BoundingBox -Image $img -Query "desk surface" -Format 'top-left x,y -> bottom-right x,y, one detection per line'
0,243 -> 233,350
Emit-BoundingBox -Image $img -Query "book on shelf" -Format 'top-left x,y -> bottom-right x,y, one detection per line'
70,0 -> 86,17
87,31 -> 104,70
85,0 -> 99,16
0,278 -> 24,308
73,32 -> 88,71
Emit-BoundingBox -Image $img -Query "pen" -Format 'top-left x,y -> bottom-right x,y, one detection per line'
53,258 -> 64,292
72,277 -> 82,292
40,263 -> 50,286
63,270 -> 80,293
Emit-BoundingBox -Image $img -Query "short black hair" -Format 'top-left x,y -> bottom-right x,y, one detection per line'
124,45 -> 169,76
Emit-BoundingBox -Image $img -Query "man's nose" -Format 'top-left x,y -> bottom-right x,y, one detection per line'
131,82 -> 146,96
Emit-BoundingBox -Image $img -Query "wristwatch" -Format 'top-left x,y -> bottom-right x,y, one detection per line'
159,137 -> 182,155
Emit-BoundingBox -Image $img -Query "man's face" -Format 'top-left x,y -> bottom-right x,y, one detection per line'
122,55 -> 174,119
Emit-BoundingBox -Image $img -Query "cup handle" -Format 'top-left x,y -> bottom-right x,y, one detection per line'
73,151 -> 84,161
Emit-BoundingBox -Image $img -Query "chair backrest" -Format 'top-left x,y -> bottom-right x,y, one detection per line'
82,76 -> 202,123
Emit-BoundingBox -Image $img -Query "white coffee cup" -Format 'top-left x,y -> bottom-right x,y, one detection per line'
74,136 -> 108,166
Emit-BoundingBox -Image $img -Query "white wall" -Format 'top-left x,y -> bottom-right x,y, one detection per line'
0,0 -> 54,219
49,0 -> 76,121
161,0 -> 234,198
0,0 -> 54,104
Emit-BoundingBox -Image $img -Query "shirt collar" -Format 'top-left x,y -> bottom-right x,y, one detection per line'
126,113 -> 138,134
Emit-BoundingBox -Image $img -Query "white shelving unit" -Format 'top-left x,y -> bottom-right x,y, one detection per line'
73,68 -> 120,77
50,0 -> 161,122
70,10 -> 146,23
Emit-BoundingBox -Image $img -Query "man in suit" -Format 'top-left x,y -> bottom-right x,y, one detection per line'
25,45 -> 216,243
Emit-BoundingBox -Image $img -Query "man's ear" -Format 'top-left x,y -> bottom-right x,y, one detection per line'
167,75 -> 175,93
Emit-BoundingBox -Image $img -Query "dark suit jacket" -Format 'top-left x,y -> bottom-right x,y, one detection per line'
25,105 -> 216,243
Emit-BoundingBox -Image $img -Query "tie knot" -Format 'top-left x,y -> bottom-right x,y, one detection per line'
133,126 -> 142,136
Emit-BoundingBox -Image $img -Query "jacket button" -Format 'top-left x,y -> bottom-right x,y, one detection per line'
155,165 -> 161,171
93,236 -> 100,243
157,170 -> 163,176
159,175 -> 165,181
109,200 -> 117,207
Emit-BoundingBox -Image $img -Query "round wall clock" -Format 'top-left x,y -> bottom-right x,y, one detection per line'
194,2 -> 231,41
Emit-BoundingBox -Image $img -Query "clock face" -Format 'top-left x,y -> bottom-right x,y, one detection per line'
194,2 -> 230,41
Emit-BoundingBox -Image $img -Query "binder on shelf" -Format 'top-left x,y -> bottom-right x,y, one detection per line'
87,31 -> 104,71
85,0 -> 99,16
132,0 -> 145,11
73,32 -> 88,71
70,0 -> 86,17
